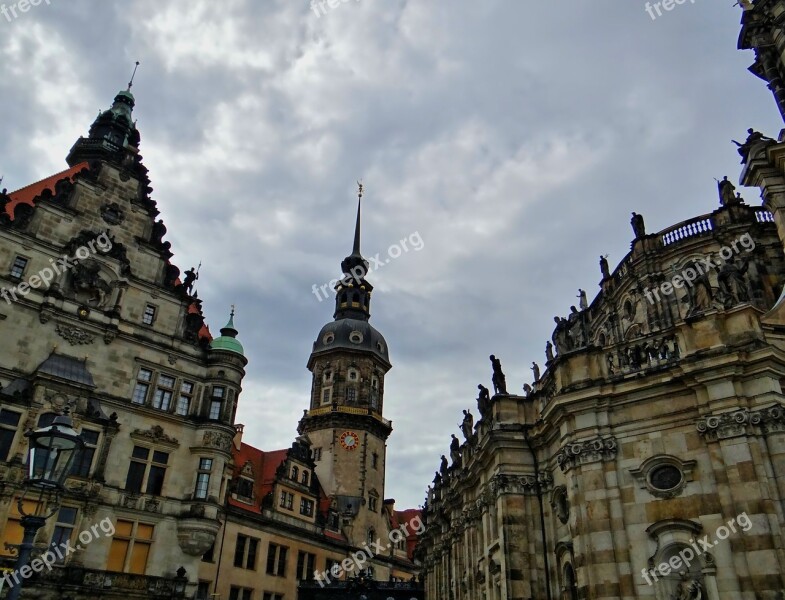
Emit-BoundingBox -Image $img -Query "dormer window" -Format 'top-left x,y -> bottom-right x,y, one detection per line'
323,333 -> 335,345
349,331 -> 363,344
236,478 -> 254,500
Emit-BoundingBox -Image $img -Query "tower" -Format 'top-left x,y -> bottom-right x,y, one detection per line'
298,188 -> 393,550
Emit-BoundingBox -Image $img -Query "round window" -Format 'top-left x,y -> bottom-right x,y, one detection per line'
350,331 -> 363,344
649,464 -> 683,491
323,333 -> 335,344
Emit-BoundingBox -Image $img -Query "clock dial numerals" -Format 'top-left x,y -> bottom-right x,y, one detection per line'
340,431 -> 359,450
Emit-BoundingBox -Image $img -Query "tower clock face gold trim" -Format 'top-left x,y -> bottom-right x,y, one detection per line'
339,431 -> 359,450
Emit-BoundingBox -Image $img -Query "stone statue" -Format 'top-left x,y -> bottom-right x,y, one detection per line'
600,254 -> 610,279
477,384 -> 491,417
450,435 -> 461,464
522,383 -> 532,397
182,267 -> 199,294
717,176 -> 737,206
489,355 -> 507,395
71,260 -> 112,307
631,212 -> 646,238
732,128 -> 775,164
671,571 -> 702,600
545,341 -> 554,362
150,219 -> 167,245
578,289 -> 588,310
460,410 -> 474,441
440,455 -> 449,477
553,316 -> 570,353
531,361 -> 540,382
718,259 -> 750,304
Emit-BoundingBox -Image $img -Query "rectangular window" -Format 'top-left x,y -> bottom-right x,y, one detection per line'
300,498 -> 314,517
132,368 -> 153,405
124,446 -> 169,495
321,387 -> 332,405
70,429 -> 100,478
279,491 -> 293,510
296,551 -> 316,580
262,594 -> 283,600
209,386 -> 226,420
176,381 -> 194,416
107,520 -> 153,574
142,304 -> 156,325
50,506 -> 78,563
371,452 -> 378,470
313,447 -> 322,461
234,535 -> 259,570
346,388 -> 356,403
0,409 -> 21,461
152,374 -> 175,411
236,478 -> 254,499
229,588 -> 253,600
194,458 -> 213,500
266,543 -> 287,576
9,256 -> 28,280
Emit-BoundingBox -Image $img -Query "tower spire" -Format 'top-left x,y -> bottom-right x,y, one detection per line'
352,180 -> 363,256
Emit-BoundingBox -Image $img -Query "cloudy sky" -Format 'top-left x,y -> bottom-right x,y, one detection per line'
0,0 -> 781,509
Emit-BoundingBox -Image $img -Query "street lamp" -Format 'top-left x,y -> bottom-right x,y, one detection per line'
7,411 -> 83,600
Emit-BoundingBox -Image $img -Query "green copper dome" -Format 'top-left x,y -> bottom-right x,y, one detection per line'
209,311 -> 244,356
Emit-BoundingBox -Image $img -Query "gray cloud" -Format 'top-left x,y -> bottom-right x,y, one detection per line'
1,0 -> 780,509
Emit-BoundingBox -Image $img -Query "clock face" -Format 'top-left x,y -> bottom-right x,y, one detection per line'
340,431 -> 359,451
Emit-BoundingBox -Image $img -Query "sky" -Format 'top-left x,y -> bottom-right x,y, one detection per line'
0,0 -> 782,510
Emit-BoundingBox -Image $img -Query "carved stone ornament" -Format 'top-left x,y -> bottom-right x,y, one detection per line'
556,436 -> 618,472
202,430 -> 233,452
100,202 -> 125,225
697,403 -> 785,440
131,425 -> 179,448
55,323 -> 95,345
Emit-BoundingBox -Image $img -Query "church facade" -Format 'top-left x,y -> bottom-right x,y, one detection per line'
417,5 -> 785,600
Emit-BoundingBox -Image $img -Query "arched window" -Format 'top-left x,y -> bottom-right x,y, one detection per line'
563,563 -> 578,600
291,466 -> 298,481
367,528 -> 376,545
302,471 -> 309,486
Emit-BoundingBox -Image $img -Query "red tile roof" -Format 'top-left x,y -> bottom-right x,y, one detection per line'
4,162 -> 90,220
393,508 -> 423,561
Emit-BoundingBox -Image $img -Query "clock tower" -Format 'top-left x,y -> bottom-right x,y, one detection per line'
298,188 -> 393,549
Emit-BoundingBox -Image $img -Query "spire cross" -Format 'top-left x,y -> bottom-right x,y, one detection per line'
128,61 -> 140,90
230,304 -> 236,317
357,179 -> 364,200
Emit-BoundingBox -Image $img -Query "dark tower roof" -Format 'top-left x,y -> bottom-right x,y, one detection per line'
66,86 -> 141,167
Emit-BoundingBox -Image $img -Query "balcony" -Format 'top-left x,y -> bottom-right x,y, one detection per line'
306,405 -> 391,427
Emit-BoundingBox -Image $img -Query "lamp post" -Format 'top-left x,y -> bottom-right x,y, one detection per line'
6,411 -> 83,600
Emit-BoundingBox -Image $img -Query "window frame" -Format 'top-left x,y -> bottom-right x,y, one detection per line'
9,256 -> 29,281
124,445 -> 169,496
0,409 -> 22,462
194,457 -> 213,500
142,304 -> 157,326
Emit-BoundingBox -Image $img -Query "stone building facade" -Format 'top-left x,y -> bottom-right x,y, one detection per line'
417,6 -> 785,600
0,86 -> 243,599
0,84 -> 421,600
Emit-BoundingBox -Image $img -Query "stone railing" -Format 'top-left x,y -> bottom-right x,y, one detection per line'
30,565 -> 186,598
660,215 -> 713,246
605,334 -> 680,376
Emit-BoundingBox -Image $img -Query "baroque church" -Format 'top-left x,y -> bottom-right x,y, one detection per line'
0,70 -> 421,599
417,3 -> 785,600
